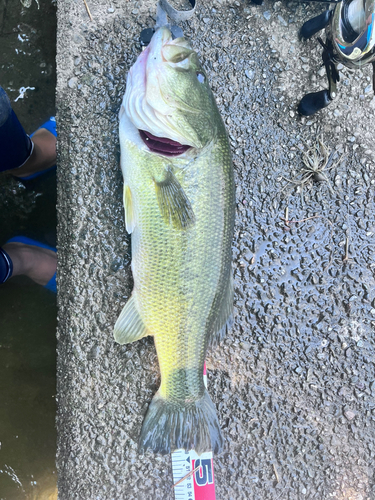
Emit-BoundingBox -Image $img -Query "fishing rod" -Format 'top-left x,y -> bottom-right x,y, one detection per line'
140,0 -> 196,46
294,0 -> 343,3
252,0 -> 342,5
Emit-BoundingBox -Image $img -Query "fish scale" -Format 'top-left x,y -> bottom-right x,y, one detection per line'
135,151 -> 223,400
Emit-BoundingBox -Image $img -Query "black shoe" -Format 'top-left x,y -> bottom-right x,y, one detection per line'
298,89 -> 332,116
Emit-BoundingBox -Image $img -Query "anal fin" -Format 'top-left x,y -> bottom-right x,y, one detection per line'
114,294 -> 149,345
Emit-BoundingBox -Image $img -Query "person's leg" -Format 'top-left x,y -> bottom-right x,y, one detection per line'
0,247 -> 13,283
0,86 -> 33,171
0,85 -> 56,177
0,242 -> 56,287
12,127 -> 57,178
0,87 -> 58,290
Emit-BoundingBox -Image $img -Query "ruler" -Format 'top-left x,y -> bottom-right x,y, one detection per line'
171,363 -> 216,500
172,449 -> 216,500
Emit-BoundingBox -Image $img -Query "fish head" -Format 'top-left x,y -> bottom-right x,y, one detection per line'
123,27 -> 219,153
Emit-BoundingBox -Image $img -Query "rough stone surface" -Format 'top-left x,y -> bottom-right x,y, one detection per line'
56,1 -> 375,499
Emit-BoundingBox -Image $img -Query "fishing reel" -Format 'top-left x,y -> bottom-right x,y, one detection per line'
298,0 -> 375,115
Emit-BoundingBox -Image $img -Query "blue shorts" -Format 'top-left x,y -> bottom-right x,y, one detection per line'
0,247 -> 13,284
0,86 -> 33,172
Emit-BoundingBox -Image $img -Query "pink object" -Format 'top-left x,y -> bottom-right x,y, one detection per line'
192,457 -> 216,500
172,450 -> 216,500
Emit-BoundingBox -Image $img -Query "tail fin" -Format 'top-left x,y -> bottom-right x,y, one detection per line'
139,390 -> 223,455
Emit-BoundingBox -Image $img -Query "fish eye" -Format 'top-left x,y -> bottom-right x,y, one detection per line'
196,72 -> 205,83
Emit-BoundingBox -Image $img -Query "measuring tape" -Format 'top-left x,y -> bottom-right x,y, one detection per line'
172,449 -> 216,500
171,363 -> 216,500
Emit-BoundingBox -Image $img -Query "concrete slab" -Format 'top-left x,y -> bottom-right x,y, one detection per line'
56,1 -> 375,498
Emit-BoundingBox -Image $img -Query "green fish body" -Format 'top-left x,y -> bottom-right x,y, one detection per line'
115,28 -> 235,455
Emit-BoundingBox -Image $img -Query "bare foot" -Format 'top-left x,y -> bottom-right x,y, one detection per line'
3,242 -> 57,286
11,128 -> 57,178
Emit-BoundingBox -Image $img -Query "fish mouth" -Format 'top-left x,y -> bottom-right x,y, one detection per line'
139,129 -> 191,156
122,27 -> 203,150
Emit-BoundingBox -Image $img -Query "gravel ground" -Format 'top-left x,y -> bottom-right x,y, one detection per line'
56,1 -> 375,498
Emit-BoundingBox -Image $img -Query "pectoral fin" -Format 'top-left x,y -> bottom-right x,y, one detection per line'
154,169 -> 195,230
114,294 -> 149,344
123,184 -> 135,234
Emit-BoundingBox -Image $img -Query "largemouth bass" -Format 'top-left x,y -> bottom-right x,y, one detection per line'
115,27 -> 235,455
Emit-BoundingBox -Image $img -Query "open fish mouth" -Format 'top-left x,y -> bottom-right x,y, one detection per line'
139,129 -> 191,156
122,27 -> 211,150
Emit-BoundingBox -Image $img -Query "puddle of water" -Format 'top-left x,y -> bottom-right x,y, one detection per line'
0,0 -> 56,132
0,280 -> 57,499
0,0 -> 57,498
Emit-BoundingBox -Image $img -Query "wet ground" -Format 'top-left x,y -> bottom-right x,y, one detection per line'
0,0 -> 57,498
56,0 -> 375,499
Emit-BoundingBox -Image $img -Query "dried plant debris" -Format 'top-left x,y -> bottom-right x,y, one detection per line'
83,0 -> 93,21
282,138 -> 344,203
